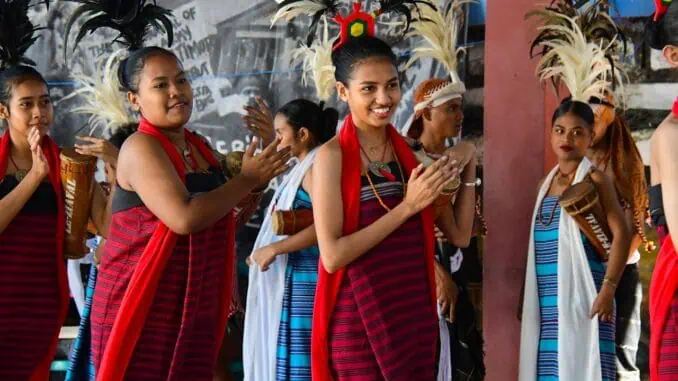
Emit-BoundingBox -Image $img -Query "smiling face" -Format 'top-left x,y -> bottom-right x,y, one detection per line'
336,57 -> 401,129
551,111 -> 593,161
0,78 -> 53,138
128,53 -> 193,129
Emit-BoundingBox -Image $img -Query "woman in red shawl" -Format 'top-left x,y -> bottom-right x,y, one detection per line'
86,45 -> 290,380
648,0 -> 678,379
0,2 -> 110,379
271,1 -> 458,379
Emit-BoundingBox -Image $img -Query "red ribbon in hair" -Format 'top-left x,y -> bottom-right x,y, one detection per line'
0,130 -> 68,381
672,97 -> 678,117
96,117 -> 236,381
310,114 -> 438,380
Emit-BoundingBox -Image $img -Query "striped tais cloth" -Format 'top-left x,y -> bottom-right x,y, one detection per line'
91,204 -> 231,381
328,163 -> 437,380
534,196 -> 615,380
0,202 -> 61,379
275,188 -> 318,381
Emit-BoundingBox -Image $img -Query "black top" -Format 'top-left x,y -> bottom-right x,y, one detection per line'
112,168 -> 225,213
0,175 -> 58,215
650,184 -> 666,229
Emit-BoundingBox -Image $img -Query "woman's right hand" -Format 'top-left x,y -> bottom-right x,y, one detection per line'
403,156 -> 458,215
242,96 -> 275,147
27,127 -> 49,181
240,136 -> 292,187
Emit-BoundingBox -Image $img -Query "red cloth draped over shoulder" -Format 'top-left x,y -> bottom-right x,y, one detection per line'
310,114 -> 438,380
0,130 -> 68,381
650,234 -> 678,380
96,117 -> 236,381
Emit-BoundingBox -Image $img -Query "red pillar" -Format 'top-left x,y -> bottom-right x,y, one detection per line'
483,0 -> 546,379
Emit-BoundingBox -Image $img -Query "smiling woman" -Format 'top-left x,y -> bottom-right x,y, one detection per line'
60,0 -> 292,380
267,1 -> 463,379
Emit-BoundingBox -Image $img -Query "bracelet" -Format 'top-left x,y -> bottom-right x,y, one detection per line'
603,277 -> 618,289
463,178 -> 482,187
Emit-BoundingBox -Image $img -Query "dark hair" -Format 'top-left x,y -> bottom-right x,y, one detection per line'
551,98 -> 595,127
647,1 -> 678,49
0,65 -> 48,107
109,123 -> 139,149
277,99 -> 339,146
117,47 -> 179,93
331,36 -> 398,84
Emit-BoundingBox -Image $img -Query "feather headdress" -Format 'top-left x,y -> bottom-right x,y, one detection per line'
535,15 -> 623,104
290,16 -> 337,101
56,49 -> 136,134
63,0 -> 174,56
527,0 -> 626,70
272,0 -> 341,46
62,0 -> 175,136
0,0 -> 46,68
272,0 -> 435,47
406,0 -> 472,111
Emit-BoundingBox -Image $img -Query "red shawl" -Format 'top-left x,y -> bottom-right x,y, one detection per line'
0,130 -> 68,381
650,234 -> 678,380
311,114 -> 437,380
97,117 -> 236,381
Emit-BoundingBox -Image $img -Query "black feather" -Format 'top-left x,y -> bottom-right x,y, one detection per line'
276,0 -> 340,46
377,0 -> 437,39
0,0 -> 44,68
63,0 -> 174,59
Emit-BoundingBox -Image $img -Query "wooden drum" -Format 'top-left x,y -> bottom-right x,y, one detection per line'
271,209 -> 314,236
559,176 -> 613,261
60,148 -> 97,259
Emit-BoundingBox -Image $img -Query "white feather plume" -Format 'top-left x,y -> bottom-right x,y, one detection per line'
405,0 -> 474,84
271,0 -> 330,26
290,16 -> 337,101
536,15 -> 624,104
58,49 -> 136,135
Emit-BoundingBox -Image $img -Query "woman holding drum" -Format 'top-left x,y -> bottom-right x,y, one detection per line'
0,2 -> 109,379
647,0 -> 678,378
519,11 -> 630,381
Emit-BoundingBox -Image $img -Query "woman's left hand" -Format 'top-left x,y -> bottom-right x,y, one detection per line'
251,244 -> 278,272
589,285 -> 615,322
435,263 -> 459,322
75,136 -> 120,165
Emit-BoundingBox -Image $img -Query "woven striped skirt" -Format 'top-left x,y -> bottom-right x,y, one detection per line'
275,189 -> 318,381
534,196 -> 615,380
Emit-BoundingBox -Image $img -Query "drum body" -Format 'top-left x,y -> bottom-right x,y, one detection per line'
412,148 -> 459,218
60,148 -> 97,259
271,209 -> 314,236
559,177 -> 613,261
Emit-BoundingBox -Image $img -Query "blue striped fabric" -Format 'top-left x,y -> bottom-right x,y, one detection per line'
534,196 -> 615,381
65,265 -> 97,381
275,188 -> 319,381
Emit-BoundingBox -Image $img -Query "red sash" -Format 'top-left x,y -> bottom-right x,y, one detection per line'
0,130 -> 68,381
650,234 -> 678,380
97,117 -> 236,381
310,114 -> 437,380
